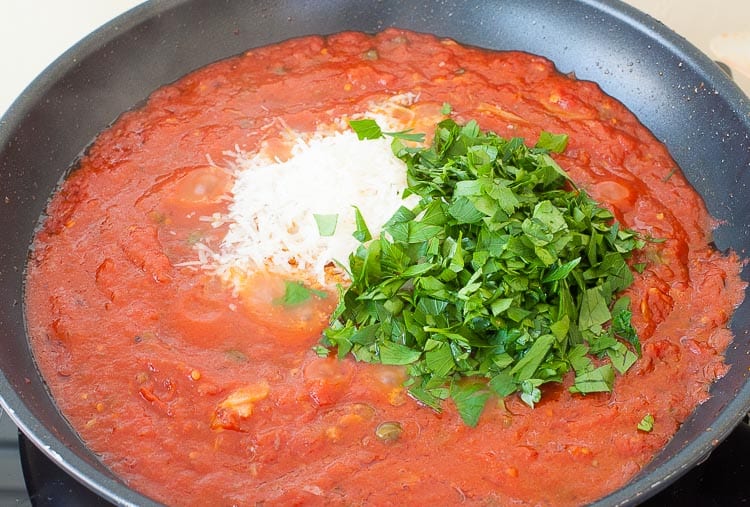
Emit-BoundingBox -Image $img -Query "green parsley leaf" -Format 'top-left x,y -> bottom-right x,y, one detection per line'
352,206 -> 372,242
570,364 -> 615,394
378,340 -> 422,365
348,118 -> 425,143
313,213 -> 338,236
543,257 -> 582,283
451,381 -> 491,427
509,334 -> 555,381
638,413 -> 655,432
312,344 -> 331,357
488,372 -> 516,397
275,280 -> 327,307
607,342 -> 638,374
535,131 -> 569,153
386,129 -> 426,143
579,287 -> 612,331
519,379 -> 543,408
349,118 -> 383,140
612,298 -> 641,355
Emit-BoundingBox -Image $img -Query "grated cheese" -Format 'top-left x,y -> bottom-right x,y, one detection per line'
203,115 -> 418,289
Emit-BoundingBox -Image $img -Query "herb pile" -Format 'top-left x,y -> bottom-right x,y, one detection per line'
317,117 -> 645,426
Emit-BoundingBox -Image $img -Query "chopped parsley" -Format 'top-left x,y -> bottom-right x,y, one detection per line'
348,118 -> 425,143
275,280 -> 327,307
638,413 -> 655,432
313,213 -> 339,237
319,118 -> 645,426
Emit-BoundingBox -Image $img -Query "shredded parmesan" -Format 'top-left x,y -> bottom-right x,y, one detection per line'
203,112 -> 418,289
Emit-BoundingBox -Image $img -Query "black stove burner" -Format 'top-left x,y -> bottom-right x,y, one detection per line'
19,434 -> 111,507
18,423 -> 750,506
642,421 -> 750,506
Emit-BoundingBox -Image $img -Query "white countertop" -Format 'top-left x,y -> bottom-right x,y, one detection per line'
1,0 -> 748,118
0,0 -> 145,117
627,0 -> 749,93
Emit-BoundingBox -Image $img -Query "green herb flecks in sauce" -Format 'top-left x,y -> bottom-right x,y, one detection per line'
319,118 -> 645,426
638,413 -> 655,432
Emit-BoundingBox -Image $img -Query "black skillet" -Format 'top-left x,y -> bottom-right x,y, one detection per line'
1,1 -> 749,505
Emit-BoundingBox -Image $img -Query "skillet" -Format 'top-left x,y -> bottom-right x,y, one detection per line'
1,0 -> 749,505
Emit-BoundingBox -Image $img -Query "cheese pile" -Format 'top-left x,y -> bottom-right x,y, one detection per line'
204,120 -> 417,288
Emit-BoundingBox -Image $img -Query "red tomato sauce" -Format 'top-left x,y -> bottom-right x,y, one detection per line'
25,29 -> 745,506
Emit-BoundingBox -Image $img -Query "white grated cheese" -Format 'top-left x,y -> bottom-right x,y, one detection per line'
204,120 -> 418,288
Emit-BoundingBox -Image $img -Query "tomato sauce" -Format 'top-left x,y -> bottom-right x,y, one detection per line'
25,29 -> 745,506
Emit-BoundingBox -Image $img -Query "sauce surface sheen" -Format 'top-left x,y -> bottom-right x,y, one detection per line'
24,29 -> 745,506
